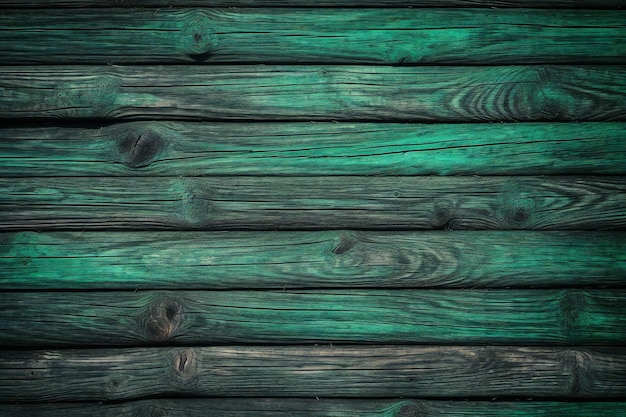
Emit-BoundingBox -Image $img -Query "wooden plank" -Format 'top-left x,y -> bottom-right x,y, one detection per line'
1,9 -> 624,65
2,122 -> 625,176
1,289 -> 625,345
0,0 -> 623,8
3,399 -> 626,417
1,66 -> 624,122
1,231 -> 624,290
1,176 -> 624,231
1,346 -> 624,400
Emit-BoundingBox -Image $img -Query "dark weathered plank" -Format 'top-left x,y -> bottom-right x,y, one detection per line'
3,399 -> 626,417
1,346 -> 625,400
1,176 -> 624,230
1,9 -> 624,64
1,66 -> 624,122
1,289 -> 624,345
1,231 -> 624,289
2,122 -> 625,176
0,0 -> 623,7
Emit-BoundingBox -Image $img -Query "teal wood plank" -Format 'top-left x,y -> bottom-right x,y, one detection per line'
0,346 -> 624,400
3,399 -> 626,417
1,122 -> 625,176
1,289 -> 625,345
1,66 -> 624,122
1,9 -> 624,64
0,176 -> 624,230
0,0 -> 623,7
1,231 -> 624,289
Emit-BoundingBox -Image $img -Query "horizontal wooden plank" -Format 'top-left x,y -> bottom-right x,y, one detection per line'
1,289 -> 625,345
1,176 -> 624,231
3,399 -> 626,417
2,122 -> 625,176
1,9 -> 624,64
1,231 -> 624,289
1,346 -> 625,400
0,0 -> 623,8
1,66 -> 624,122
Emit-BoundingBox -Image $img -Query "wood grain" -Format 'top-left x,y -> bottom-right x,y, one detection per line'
1,66 -> 624,122
1,176 -> 624,230
1,289 -> 625,345
2,122 -> 624,176
1,9 -> 624,64
2,399 -> 626,417
1,346 -> 624,400
1,231 -> 624,289
0,0 -> 622,7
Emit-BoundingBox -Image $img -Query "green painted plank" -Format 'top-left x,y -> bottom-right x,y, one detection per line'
0,346 -> 624,400
1,176 -> 624,230
1,231 -> 624,289
1,66 -> 624,122
3,400 -> 626,417
2,400 -> 626,417
0,0 -> 623,7
1,9 -> 624,64
2,122 -> 625,176
1,289 -> 624,345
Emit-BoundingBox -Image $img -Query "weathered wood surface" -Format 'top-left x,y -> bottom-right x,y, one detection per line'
1,66 -> 624,122
1,289 -> 624,345
1,176 -> 624,230
3,399 -> 626,417
2,122 -> 625,176
1,9 -> 624,64
0,0 -> 623,7
1,346 -> 625,400
1,231 -> 624,289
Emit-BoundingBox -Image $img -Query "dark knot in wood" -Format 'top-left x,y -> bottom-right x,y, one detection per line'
396,402 -> 421,417
431,199 -> 455,229
172,348 -> 199,388
119,130 -> 165,169
181,17 -> 218,62
138,296 -> 184,342
560,348 -> 592,397
503,196 -> 536,228
559,290 -> 587,337
333,232 -> 357,255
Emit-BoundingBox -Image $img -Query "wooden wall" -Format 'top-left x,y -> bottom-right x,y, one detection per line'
1,0 -> 625,415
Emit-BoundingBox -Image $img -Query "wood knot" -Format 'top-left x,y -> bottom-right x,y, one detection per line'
119,130 -> 165,169
396,402 -> 421,417
138,296 -> 184,342
559,290 -> 587,339
502,195 -> 537,228
333,232 -> 357,255
431,200 -> 455,229
172,348 -> 199,388
107,374 -> 129,394
560,348 -> 592,397
180,16 -> 218,62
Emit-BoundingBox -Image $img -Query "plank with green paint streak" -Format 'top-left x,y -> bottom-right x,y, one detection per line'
2,122 -> 625,176
1,66 -> 624,122
1,231 -> 624,290
0,0 -> 623,7
1,176 -> 624,230
1,289 -> 624,345
1,9 -> 624,64
1,346 -> 624,400
3,399 -> 626,417
6,400 -> 626,417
